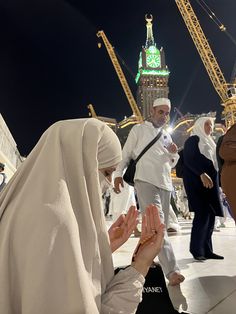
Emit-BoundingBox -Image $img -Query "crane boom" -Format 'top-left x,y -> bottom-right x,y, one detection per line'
175,0 -> 228,102
97,30 -> 143,123
175,0 -> 236,127
174,107 -> 184,118
87,104 -> 97,118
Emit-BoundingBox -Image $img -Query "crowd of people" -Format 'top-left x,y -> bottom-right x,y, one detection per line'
0,97 -> 235,313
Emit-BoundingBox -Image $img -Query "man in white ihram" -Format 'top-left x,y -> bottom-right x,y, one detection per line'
114,97 -> 185,286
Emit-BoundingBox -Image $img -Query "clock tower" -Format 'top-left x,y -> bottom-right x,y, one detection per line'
136,15 -> 170,119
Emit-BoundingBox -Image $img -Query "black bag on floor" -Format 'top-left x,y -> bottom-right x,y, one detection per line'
115,263 -> 189,314
136,263 -> 179,314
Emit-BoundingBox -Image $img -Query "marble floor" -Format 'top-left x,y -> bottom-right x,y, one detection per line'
111,217 -> 236,314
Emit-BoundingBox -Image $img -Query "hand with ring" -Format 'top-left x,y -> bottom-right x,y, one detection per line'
131,204 -> 165,277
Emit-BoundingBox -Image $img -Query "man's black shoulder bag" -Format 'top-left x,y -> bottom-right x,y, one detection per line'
175,149 -> 184,178
123,130 -> 162,186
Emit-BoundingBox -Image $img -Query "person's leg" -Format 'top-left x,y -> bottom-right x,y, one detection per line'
205,210 -> 224,259
159,188 -> 171,226
135,181 -> 184,285
220,202 -> 227,225
170,194 -> 179,216
204,211 -> 214,254
169,205 -> 179,225
190,209 -> 209,258
159,189 -> 184,284
168,205 -> 180,232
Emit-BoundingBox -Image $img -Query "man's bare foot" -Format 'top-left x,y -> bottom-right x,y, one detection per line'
168,271 -> 185,286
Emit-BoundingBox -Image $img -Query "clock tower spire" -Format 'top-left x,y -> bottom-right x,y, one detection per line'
136,15 -> 170,119
145,14 -> 155,48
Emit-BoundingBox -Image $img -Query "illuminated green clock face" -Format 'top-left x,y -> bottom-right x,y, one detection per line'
146,54 -> 160,68
146,46 -> 161,68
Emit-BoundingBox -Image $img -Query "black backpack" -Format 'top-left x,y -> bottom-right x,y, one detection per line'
175,150 -> 184,178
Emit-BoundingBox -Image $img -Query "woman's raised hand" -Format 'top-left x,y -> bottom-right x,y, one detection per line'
131,204 -> 165,277
108,206 -> 138,253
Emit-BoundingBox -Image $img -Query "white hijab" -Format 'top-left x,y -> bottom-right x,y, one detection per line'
191,117 -> 218,171
0,118 -> 122,313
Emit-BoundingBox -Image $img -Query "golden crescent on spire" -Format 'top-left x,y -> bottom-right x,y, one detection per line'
145,14 -> 153,24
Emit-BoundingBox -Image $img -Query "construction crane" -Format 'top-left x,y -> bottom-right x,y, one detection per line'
96,30 -> 143,124
87,103 -> 117,129
175,0 -> 236,128
87,104 -> 97,118
174,107 -> 185,119
230,59 -> 236,84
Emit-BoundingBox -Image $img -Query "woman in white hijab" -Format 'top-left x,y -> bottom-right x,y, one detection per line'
0,118 -> 164,314
182,117 -> 223,261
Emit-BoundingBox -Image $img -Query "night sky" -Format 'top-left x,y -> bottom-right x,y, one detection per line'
0,0 -> 235,155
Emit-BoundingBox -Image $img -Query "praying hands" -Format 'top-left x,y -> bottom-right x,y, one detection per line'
108,204 -> 165,278
108,206 -> 138,253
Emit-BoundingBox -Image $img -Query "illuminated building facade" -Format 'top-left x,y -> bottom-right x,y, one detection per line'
136,15 -> 170,119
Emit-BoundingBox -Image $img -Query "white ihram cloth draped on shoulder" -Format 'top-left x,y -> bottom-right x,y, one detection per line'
115,121 -> 179,191
0,118 -> 144,314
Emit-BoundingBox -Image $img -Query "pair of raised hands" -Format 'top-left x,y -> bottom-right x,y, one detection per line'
108,204 -> 165,276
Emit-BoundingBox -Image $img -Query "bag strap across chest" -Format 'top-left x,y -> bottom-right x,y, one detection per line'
135,130 -> 163,164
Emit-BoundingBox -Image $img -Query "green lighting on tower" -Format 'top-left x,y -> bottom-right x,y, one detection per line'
135,69 -> 170,83
138,52 -> 142,69
147,46 -> 158,54
146,46 -> 161,68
